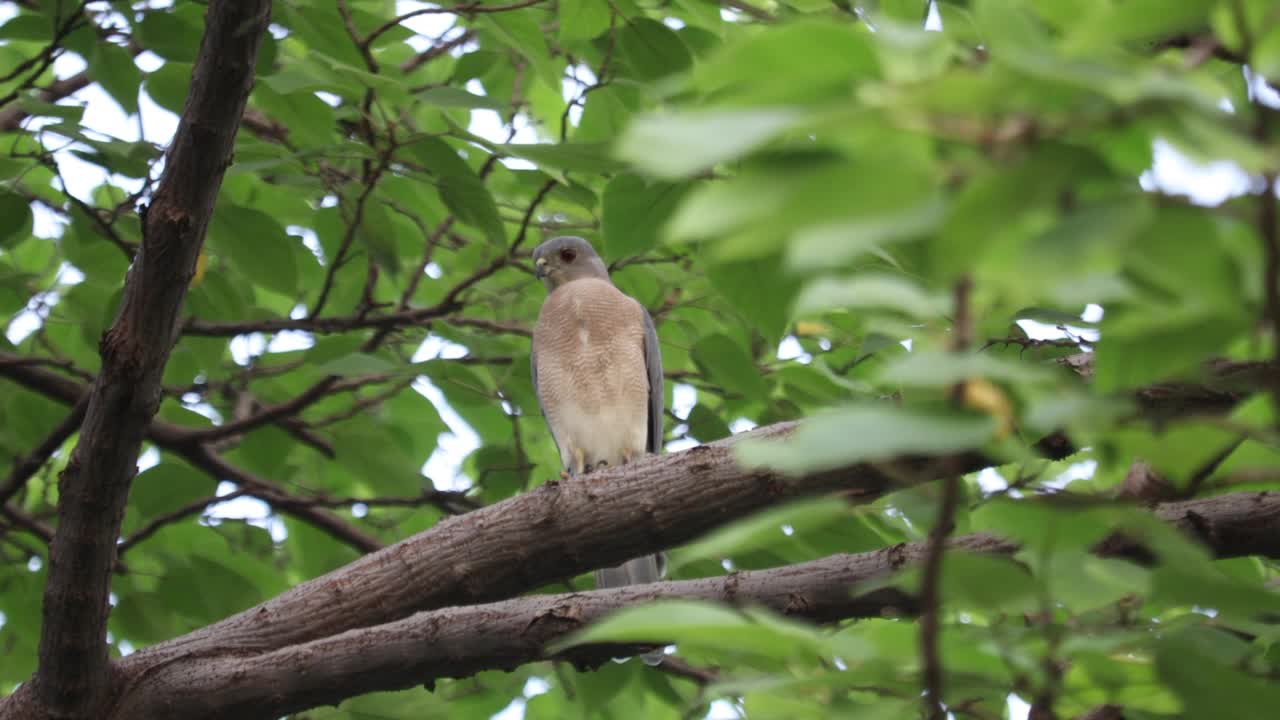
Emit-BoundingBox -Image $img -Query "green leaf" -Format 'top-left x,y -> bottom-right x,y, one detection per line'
601,174 -> 689,260
1093,305 -> 1243,391
0,13 -> 55,41
439,174 -> 506,245
125,462 -> 210,534
207,204 -> 300,297
552,600 -> 828,659
795,274 -> 947,319
12,92 -> 86,123
1156,625 -> 1280,720
88,41 -> 142,115
0,191 -> 33,248
616,109 -> 801,179
692,19 -> 879,104
416,86 -> 506,111
690,333 -> 767,400
316,352 -> 398,376
559,0 -> 612,41
787,196 -> 945,270
706,255 -> 802,346
412,137 -> 506,245
671,497 -> 851,571
876,351 -> 1055,387
685,403 -> 731,443
501,142 -> 622,174
478,12 -> 561,92
135,7 -> 203,63
617,18 -> 693,81
736,405 -> 995,475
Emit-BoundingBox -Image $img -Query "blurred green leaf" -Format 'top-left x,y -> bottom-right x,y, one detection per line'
602,174 -> 689,260
737,406 -> 995,475
616,109 -> 800,179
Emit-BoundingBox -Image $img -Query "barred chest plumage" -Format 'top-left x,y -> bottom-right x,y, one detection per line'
532,277 -> 650,474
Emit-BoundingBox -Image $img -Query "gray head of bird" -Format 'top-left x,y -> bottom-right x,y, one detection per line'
532,236 -> 610,291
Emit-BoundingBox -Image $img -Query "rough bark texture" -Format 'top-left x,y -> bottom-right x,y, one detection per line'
120,422 -> 1058,669
97,490 -> 1280,720
19,2 -> 271,718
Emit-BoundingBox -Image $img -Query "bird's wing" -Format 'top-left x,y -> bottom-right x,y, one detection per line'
641,307 -> 664,454
530,328 -> 564,463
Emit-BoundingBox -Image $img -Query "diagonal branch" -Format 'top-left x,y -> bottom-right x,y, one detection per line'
0,395 -> 87,507
108,490 -> 1280,719
119,422 -> 1073,669
28,3 -> 272,714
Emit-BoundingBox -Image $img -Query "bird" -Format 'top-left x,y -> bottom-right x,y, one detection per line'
530,236 -> 666,664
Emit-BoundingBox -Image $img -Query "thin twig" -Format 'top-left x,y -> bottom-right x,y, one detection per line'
0,395 -> 88,506
364,0 -> 547,50
117,489 -> 251,554
921,275 -> 973,719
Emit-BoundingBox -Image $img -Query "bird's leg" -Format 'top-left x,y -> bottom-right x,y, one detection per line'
572,447 -> 586,477
622,448 -> 634,465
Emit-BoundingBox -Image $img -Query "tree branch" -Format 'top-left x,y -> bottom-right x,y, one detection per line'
0,395 -> 86,507
113,422 -> 1065,672
105,490 -> 1280,719
29,3 -> 271,713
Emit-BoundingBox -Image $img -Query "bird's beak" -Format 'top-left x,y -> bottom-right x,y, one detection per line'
535,257 -> 549,279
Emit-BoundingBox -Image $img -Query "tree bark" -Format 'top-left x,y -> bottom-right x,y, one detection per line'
119,421 -> 1058,668
95,490 -> 1280,719
23,2 -> 271,718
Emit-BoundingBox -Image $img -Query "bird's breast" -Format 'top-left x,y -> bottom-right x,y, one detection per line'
533,279 -> 650,466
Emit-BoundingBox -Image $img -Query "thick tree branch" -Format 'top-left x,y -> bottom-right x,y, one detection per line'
29,4 -> 271,715
117,422 -> 1068,670
106,490 -> 1280,719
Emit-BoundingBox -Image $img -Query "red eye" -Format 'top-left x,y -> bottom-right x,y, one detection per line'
559,248 -> 576,263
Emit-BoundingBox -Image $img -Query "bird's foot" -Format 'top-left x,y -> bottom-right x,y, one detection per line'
586,459 -> 608,473
559,470 -> 572,480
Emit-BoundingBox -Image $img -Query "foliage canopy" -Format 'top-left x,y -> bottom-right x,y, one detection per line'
1,0 -> 1278,718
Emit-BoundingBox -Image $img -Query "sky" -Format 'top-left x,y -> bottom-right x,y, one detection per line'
2,2 -> 1277,717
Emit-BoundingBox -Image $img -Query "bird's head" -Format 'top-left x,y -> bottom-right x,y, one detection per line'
532,236 -> 609,291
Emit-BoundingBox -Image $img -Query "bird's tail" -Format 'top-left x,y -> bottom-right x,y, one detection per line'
594,553 -> 666,665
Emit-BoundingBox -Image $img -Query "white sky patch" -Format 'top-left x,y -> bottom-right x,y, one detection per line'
672,383 -> 696,420
136,446 -> 160,472
394,1 -> 458,40
926,1 -> 942,31
708,699 -> 742,720
1140,139 -> 1252,204
5,263 -> 84,342
205,480 -> 288,542
1050,459 -> 1098,490
267,330 -> 315,354
776,335 -> 812,364
975,467 -> 1007,493
230,333 -> 268,366
414,376 -> 480,492
666,436 -> 698,452
1007,693 -> 1031,720
489,674 -> 551,720
729,418 -> 757,434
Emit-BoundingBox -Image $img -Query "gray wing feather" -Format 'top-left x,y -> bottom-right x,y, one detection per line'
530,346 -> 565,465
641,308 -> 664,454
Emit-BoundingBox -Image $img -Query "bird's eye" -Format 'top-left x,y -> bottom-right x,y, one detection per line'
559,248 -> 576,263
